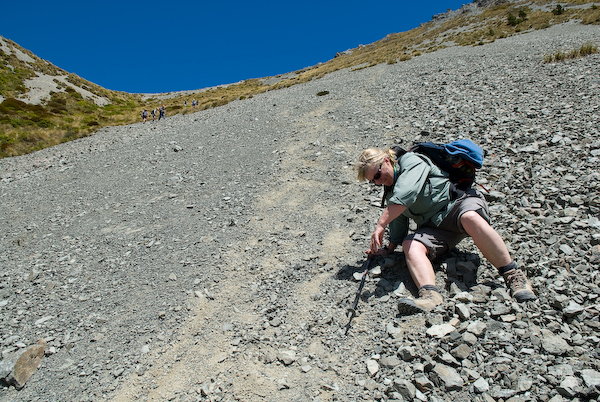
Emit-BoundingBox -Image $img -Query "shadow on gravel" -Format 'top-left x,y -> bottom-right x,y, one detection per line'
335,249 -> 487,300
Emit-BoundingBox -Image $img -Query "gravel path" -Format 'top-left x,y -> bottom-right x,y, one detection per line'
1,22 -> 599,401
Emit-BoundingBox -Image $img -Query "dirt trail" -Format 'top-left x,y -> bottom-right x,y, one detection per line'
112,99 -> 356,401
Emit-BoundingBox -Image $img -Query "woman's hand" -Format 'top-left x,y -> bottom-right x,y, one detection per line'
366,240 -> 397,256
366,204 -> 405,255
369,224 -> 386,254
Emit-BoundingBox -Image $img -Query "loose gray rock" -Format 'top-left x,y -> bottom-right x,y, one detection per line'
455,303 -> 471,320
541,330 -> 572,355
473,377 -> 490,393
426,323 -> 455,338
5,340 -> 46,390
277,350 -> 296,365
450,344 -> 472,360
414,374 -> 434,392
557,376 -> 582,398
432,364 -> 464,391
580,369 -> 600,388
392,379 -> 416,401
366,359 -> 379,376
466,321 -> 487,336
380,355 -> 402,368
563,301 -> 584,317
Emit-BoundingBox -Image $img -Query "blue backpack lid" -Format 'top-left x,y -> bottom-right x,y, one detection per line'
443,139 -> 484,168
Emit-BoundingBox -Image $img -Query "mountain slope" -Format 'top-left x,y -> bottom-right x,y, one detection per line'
1,21 -> 599,401
1,0 -> 598,158
0,35 -> 142,156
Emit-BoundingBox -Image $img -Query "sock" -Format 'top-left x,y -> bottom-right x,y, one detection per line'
498,261 -> 518,276
420,284 -> 441,293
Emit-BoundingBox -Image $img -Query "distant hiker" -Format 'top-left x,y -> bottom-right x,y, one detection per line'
192,99 -> 197,107
184,100 -> 187,107
141,109 -> 149,123
355,147 -> 536,315
150,108 -> 156,121
158,105 -> 166,120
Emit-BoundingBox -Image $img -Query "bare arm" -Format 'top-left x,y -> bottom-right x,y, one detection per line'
370,203 -> 407,254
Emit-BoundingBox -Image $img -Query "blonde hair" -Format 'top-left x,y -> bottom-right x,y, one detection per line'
355,148 -> 397,181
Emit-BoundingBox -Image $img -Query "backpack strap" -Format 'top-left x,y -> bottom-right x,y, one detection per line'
380,146 -> 406,208
411,152 -> 465,201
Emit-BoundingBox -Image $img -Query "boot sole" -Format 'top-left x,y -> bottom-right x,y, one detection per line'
397,299 -> 427,315
514,290 -> 537,302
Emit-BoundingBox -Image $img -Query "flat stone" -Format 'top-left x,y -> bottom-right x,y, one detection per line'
541,330 -> 572,355
559,244 -> 574,255
369,266 -> 381,276
439,352 -> 460,366
491,288 -> 511,301
34,316 -> 54,326
453,291 -> 474,302
380,355 -> 401,368
7,340 -> 46,390
393,378 -> 416,400
490,302 -> 511,316
277,350 -> 296,365
451,344 -> 472,360
0,358 -> 16,379
580,369 -> 600,388
353,272 -> 364,281
462,331 -> 478,345
548,364 -> 574,378
398,346 -> 417,361
414,374 -> 434,392
433,363 -> 464,390
558,376 -> 581,398
500,314 -> 517,322
517,377 -> 533,392
426,323 -> 455,338
455,303 -> 471,320
466,321 -> 487,336
490,387 -> 517,398
473,377 -> 490,393
563,301 -> 584,317
392,281 -> 408,297
386,322 -> 402,336
366,359 -> 379,376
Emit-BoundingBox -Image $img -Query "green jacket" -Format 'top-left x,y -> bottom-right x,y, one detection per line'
386,152 -> 455,244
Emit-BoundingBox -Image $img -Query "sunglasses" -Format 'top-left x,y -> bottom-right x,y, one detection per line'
369,164 -> 382,183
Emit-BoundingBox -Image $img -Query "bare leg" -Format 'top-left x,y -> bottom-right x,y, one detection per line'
460,211 -> 511,268
398,239 -> 444,314
402,239 -> 436,288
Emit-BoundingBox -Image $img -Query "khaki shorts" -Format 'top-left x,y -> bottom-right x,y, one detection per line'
405,190 -> 491,260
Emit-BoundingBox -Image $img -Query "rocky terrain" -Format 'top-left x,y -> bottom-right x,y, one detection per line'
1,22 -> 599,401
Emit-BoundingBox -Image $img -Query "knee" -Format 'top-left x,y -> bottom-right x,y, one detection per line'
460,210 -> 488,233
402,239 -> 428,259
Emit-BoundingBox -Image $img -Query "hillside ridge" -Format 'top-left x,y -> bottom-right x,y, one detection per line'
1,0 -> 599,158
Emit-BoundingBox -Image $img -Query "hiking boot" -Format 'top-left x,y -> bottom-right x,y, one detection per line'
503,269 -> 536,302
397,288 -> 443,315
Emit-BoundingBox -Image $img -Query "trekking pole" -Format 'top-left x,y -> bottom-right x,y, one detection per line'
344,255 -> 375,335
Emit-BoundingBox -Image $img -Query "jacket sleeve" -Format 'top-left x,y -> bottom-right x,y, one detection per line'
388,153 -> 431,208
388,215 -> 409,245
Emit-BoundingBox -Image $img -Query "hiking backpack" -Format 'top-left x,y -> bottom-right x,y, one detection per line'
383,139 -> 484,207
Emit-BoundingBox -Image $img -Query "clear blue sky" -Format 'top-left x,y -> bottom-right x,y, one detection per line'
1,1 -> 468,93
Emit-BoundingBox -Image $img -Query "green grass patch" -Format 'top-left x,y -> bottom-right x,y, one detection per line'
544,42 -> 599,62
